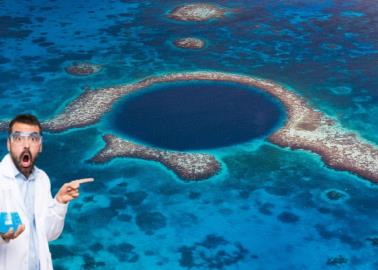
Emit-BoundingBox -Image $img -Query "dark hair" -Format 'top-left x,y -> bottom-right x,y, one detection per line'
8,114 -> 42,135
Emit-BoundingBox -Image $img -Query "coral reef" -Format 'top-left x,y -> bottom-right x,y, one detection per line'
65,62 -> 101,76
91,135 -> 221,180
168,4 -> 227,22
2,71 -> 378,183
174,37 -> 205,49
178,234 -> 248,269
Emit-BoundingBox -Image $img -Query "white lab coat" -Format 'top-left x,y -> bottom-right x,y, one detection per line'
0,154 -> 68,270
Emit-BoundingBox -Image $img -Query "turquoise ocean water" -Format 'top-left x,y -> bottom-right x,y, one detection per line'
1,0 -> 377,269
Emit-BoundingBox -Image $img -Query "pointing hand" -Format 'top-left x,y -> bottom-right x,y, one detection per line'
55,178 -> 94,204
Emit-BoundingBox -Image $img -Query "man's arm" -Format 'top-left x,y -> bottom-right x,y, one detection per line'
45,178 -> 93,241
44,197 -> 68,241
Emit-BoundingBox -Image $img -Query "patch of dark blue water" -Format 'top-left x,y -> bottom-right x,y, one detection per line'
108,81 -> 286,151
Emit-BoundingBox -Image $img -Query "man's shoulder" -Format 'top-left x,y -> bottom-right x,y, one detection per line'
34,167 -> 52,190
0,155 -> 13,188
0,153 -> 10,166
0,154 -> 12,178
34,166 -> 49,180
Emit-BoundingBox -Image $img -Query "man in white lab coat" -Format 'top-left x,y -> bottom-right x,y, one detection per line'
0,114 -> 93,270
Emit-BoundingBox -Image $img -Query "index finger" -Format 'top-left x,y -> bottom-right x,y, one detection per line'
71,178 -> 94,185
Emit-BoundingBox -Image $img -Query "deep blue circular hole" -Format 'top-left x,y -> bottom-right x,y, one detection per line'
107,81 -> 286,151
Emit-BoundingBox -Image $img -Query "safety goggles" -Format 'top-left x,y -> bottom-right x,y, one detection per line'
9,131 -> 43,145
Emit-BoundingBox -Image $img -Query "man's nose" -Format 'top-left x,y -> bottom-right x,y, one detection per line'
22,139 -> 31,148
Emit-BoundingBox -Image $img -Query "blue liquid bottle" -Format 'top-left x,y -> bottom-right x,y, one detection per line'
0,188 -> 22,234
0,213 -> 22,234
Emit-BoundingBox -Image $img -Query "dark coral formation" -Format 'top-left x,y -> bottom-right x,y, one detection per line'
50,244 -> 74,259
168,4 -> 227,22
135,211 -> 167,234
82,254 -> 106,269
315,224 -> 362,248
65,62 -> 101,76
367,236 -> 378,247
277,211 -> 300,223
174,37 -> 205,49
107,242 -> 139,263
178,234 -> 248,269
325,189 -> 348,201
125,191 -> 148,206
326,255 -> 348,266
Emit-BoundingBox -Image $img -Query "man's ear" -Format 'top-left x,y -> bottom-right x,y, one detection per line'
39,143 -> 43,153
7,139 -> 10,152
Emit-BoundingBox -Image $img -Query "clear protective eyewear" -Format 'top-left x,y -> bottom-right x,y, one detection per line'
9,131 -> 43,145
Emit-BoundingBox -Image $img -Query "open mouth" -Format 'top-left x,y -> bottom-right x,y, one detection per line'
21,152 -> 32,168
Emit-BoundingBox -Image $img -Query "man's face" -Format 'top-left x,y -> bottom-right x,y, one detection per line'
7,122 -> 42,177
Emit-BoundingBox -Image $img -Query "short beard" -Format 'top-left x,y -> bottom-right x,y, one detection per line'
10,149 -> 36,178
